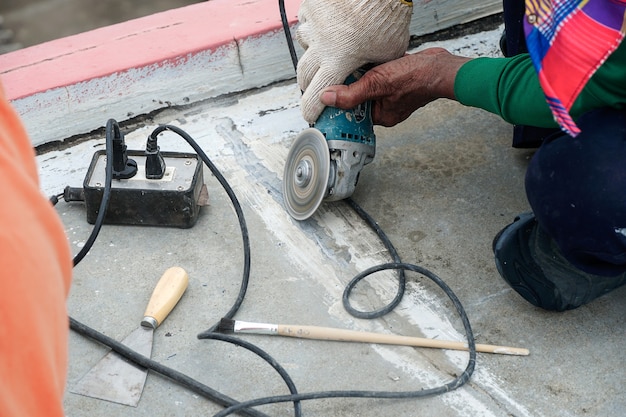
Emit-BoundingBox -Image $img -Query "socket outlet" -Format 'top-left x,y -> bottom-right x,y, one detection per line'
83,150 -> 207,228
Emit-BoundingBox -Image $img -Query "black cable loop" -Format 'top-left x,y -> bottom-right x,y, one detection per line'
212,263 -> 476,417
198,4 -> 475,416
343,198 -> 407,318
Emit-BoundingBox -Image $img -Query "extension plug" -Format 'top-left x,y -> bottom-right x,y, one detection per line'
82,150 -> 208,228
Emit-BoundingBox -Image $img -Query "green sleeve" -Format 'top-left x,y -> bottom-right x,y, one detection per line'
454,42 -> 626,128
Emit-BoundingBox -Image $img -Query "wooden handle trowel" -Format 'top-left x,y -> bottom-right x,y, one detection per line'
71,266 -> 189,407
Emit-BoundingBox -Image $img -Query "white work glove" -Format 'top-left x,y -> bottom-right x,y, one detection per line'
296,0 -> 413,123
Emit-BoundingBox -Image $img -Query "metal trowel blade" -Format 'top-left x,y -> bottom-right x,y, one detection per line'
71,326 -> 153,407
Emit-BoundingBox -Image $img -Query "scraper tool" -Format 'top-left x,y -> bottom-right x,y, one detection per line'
71,266 -> 189,406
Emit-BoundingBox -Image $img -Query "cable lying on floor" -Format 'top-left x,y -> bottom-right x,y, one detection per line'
59,0 -> 484,414
60,119 -> 271,417
202,3 -> 477,415
59,118 -> 478,417
60,1 -> 483,410
69,317 -> 269,417
202,262 -> 476,417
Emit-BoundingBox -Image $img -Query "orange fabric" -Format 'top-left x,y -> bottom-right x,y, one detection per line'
0,82 -> 73,416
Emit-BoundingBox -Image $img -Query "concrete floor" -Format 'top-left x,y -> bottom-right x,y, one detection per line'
32,26 -> 626,417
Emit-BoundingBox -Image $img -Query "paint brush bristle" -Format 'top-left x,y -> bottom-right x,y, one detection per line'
217,318 -> 236,333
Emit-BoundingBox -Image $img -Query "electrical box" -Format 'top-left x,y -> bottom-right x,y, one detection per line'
83,150 -> 207,228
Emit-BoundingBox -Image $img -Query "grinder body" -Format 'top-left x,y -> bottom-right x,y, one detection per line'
283,69 -> 376,220
317,74 -> 376,201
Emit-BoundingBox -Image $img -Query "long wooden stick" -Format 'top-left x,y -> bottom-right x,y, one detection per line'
226,320 -> 529,356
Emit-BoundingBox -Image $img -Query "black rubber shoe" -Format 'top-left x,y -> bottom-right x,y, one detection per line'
493,213 -> 626,311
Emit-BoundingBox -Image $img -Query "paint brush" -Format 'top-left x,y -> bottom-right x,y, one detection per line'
217,318 -> 529,356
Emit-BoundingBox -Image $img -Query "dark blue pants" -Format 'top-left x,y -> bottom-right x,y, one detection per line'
503,0 -> 626,276
526,108 -> 626,276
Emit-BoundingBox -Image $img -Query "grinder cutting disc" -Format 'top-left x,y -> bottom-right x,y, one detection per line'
283,128 -> 330,220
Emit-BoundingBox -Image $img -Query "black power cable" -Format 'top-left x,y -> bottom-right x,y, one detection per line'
60,2 -> 479,416
63,118 -> 476,417
207,1 -> 478,413
195,3 -> 476,416
63,120 -> 273,417
149,124 -> 252,333
71,118 -> 114,266
279,0 -> 298,74
151,123 -> 477,417
343,198 -> 406,318
277,0 -> 409,320
211,262 -> 476,417
69,317 -> 269,417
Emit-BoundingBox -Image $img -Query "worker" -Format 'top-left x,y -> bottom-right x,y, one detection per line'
295,0 -> 626,311
0,80 -> 73,416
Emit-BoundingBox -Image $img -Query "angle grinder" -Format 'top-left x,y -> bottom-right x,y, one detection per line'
283,69 -> 375,220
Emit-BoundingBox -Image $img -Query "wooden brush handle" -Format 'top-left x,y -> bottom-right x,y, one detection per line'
277,324 -> 529,356
141,267 -> 189,329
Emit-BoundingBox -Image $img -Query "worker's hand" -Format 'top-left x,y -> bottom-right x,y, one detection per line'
320,48 -> 471,127
296,0 -> 413,124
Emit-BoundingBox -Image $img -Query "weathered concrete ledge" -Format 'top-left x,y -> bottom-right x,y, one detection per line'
0,0 -> 501,147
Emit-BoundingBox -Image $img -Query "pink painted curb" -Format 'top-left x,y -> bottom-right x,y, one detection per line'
0,0 -> 300,101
